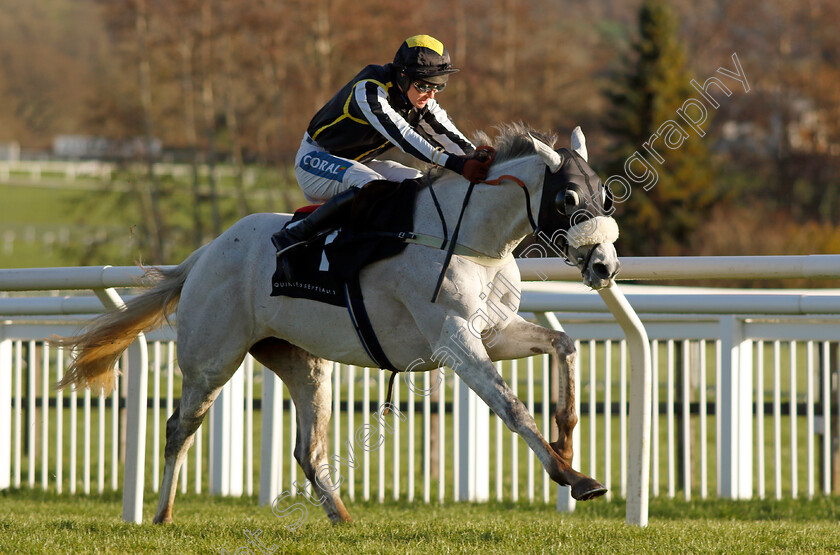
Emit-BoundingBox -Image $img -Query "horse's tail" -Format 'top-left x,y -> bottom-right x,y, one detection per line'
55,245 -> 207,392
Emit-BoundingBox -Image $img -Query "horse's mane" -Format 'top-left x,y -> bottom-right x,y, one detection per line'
425,122 -> 557,183
473,122 -> 558,163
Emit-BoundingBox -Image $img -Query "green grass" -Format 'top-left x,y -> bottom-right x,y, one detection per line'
0,183 -> 101,227
0,489 -> 838,554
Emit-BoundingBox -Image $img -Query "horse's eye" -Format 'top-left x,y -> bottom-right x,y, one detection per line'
555,189 -> 580,214
566,190 -> 580,207
602,185 -> 614,212
554,191 -> 565,214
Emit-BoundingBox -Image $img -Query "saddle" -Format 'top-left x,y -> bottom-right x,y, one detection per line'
269,207 -> 344,306
270,180 -> 420,372
270,179 -> 419,302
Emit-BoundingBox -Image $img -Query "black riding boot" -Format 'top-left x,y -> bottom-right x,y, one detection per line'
271,186 -> 360,277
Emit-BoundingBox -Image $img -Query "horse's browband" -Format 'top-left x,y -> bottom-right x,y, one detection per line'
398,231 -> 514,267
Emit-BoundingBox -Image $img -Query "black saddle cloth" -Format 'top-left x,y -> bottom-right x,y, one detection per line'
270,179 -> 420,304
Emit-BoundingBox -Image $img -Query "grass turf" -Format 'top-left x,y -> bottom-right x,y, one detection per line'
1,488 -> 838,554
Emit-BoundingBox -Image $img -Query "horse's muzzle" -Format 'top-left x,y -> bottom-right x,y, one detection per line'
581,243 -> 620,290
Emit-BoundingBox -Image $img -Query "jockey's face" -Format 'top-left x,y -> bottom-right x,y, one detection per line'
406,81 -> 437,109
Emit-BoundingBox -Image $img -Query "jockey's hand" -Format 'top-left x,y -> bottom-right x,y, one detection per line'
471,145 -> 497,164
461,145 -> 496,183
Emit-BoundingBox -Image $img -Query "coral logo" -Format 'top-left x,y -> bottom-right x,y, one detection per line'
300,152 -> 349,180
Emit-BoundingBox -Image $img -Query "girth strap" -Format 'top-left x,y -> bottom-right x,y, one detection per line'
344,276 -> 397,373
343,274 -> 401,411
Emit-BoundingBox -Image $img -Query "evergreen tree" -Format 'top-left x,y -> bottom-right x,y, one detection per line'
603,0 -> 717,256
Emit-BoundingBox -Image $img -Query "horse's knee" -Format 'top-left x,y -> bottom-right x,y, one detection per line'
556,408 -> 578,432
551,332 -> 575,358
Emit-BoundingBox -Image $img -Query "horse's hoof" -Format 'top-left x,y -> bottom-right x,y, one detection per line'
152,514 -> 173,525
571,478 -> 607,501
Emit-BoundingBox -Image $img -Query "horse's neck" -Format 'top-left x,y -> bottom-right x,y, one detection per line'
414,155 -> 543,258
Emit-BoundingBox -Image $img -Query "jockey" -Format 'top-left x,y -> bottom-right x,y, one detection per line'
271,34 -> 495,267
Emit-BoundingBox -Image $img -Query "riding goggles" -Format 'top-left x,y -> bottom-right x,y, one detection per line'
413,80 -> 446,93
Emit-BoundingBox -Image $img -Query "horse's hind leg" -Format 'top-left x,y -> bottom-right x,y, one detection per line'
152,358 -> 235,524
250,338 -> 352,524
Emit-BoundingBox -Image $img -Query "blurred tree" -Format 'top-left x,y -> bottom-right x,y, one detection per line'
135,0 -> 167,263
0,0 -> 104,147
92,0 -> 168,263
4,0 -> 840,267
156,0 -> 206,247
603,0 -> 718,256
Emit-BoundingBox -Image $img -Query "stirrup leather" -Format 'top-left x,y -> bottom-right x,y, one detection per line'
272,229 -> 332,258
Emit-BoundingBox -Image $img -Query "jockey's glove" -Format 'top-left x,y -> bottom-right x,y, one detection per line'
444,145 -> 497,184
471,145 -> 497,164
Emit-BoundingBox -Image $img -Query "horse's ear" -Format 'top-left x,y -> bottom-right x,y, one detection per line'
571,126 -> 588,162
529,133 -> 563,173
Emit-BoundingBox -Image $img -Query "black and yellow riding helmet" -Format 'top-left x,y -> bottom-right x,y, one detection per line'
393,35 -> 459,93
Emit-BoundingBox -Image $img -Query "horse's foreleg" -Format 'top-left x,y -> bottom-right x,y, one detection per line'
548,332 -> 577,466
464,316 -> 605,501
484,316 -> 576,462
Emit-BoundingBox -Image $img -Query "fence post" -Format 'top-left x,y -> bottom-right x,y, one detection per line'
93,287 -> 150,524
457,375 -> 490,501
0,335 -> 11,489
832,344 -> 840,493
533,311 -> 579,513
718,315 -> 753,498
597,285 -> 651,527
259,367 -> 284,506
123,337 -> 149,523
210,363 -> 244,496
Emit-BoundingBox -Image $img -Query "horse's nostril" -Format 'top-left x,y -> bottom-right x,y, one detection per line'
592,262 -> 610,280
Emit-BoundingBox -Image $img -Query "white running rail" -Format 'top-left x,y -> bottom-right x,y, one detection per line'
1,255 -> 838,528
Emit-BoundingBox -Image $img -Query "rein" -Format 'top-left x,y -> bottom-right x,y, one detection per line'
430,180 -> 477,302
428,173 -> 533,304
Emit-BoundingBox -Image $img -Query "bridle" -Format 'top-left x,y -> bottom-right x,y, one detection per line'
482,149 -> 615,271
427,148 -> 612,301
